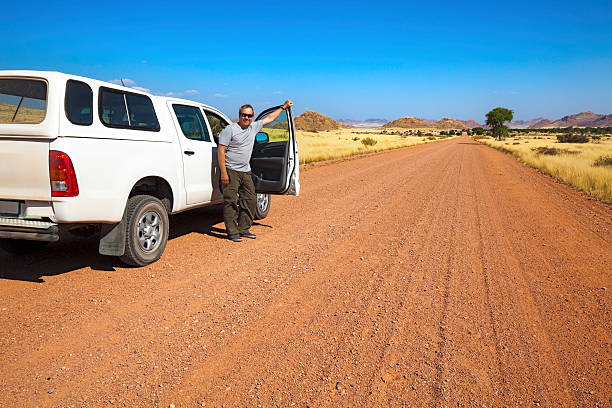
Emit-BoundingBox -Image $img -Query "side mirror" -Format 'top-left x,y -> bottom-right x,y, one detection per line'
255,131 -> 269,144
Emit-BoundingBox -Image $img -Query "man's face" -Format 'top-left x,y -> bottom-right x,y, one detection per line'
239,107 -> 254,129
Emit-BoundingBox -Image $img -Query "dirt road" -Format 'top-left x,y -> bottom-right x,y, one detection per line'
1,136 -> 610,407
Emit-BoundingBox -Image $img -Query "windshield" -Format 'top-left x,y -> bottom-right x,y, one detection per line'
0,78 -> 47,124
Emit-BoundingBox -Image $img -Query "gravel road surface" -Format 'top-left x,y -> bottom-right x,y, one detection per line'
1,136 -> 610,407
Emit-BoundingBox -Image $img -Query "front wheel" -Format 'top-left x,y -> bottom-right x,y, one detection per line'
120,195 -> 169,266
254,193 -> 271,220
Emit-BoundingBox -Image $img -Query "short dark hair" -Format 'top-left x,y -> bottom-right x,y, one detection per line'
239,104 -> 254,116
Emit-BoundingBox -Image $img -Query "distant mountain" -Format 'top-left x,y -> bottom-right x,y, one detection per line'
527,111 -> 612,128
528,119 -> 553,129
295,111 -> 344,131
382,116 -> 430,129
383,116 -> 474,130
508,118 -> 545,129
457,119 -> 482,128
336,118 -> 388,128
550,111 -> 612,127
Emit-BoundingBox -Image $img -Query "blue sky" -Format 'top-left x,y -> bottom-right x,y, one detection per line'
1,0 -> 611,121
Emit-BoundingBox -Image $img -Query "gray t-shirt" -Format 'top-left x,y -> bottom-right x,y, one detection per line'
218,120 -> 264,172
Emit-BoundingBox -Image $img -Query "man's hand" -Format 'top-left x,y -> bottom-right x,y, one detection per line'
262,100 -> 294,126
221,172 -> 229,186
218,145 -> 229,186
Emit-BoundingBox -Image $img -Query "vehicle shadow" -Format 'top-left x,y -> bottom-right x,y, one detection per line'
0,205 -> 229,283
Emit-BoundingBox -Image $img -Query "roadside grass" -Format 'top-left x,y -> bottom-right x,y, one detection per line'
297,127 -> 457,164
477,134 -> 612,203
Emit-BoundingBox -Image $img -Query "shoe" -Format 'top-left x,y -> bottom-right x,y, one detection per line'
240,232 -> 256,239
228,235 -> 242,242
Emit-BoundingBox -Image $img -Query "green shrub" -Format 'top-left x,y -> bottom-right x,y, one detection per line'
361,137 -> 378,146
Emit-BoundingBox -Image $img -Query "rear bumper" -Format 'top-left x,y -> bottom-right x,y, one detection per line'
0,217 -> 59,242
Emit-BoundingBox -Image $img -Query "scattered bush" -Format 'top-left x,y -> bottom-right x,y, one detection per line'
557,133 -> 589,143
361,137 -> 378,146
427,136 -> 437,140
352,137 -> 360,141
532,147 -> 579,155
593,155 -> 612,167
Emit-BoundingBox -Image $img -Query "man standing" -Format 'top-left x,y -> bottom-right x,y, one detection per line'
218,100 -> 293,242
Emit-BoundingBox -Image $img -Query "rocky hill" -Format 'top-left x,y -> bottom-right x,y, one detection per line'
295,111 -> 344,131
434,118 -> 469,130
382,116 -> 429,129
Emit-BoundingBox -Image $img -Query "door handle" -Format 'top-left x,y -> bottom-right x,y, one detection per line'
184,150 -> 195,156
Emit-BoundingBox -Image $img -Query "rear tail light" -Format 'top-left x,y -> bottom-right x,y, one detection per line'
49,150 -> 79,197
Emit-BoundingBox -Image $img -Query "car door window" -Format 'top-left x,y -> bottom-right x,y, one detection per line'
259,109 -> 290,142
204,110 -> 229,145
173,104 -> 211,142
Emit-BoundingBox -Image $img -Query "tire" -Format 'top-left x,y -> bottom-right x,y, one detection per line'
0,239 -> 49,255
254,193 -> 271,220
120,195 -> 169,266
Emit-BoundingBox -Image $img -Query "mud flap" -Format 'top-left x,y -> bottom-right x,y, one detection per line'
98,220 -> 126,256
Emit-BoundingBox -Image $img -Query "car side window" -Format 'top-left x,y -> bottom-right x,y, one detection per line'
173,104 -> 211,142
126,94 -> 159,130
65,80 -> 93,125
204,110 -> 230,145
99,87 -> 160,131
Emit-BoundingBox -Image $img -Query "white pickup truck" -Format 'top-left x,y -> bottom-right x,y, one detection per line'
0,71 -> 299,265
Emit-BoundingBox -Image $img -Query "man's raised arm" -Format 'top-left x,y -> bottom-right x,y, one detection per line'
261,100 -> 293,126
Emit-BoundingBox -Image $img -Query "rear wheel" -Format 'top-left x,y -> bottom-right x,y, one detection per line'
254,193 -> 271,220
120,195 -> 169,266
0,239 -> 49,255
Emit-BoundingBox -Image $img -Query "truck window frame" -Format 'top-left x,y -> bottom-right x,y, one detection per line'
65,79 -> 93,126
98,86 -> 160,132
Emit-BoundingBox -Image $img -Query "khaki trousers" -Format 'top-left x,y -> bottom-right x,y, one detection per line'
222,167 -> 256,236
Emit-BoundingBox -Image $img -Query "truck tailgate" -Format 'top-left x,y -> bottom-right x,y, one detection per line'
0,138 -> 50,200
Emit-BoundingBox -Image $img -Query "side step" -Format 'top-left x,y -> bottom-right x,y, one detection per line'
0,217 -> 59,242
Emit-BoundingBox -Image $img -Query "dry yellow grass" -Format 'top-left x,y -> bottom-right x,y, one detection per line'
477,134 -> 612,203
0,102 -> 46,123
297,127 -> 457,164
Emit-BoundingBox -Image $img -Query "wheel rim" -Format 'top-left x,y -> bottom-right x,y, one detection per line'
257,193 -> 269,213
137,210 -> 162,252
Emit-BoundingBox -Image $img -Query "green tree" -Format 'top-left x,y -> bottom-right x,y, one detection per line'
485,107 -> 514,140
473,127 -> 485,135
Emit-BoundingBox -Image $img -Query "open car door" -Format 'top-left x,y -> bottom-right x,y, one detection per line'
250,106 -> 300,196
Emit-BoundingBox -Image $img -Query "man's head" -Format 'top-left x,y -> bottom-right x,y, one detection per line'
238,104 -> 254,129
